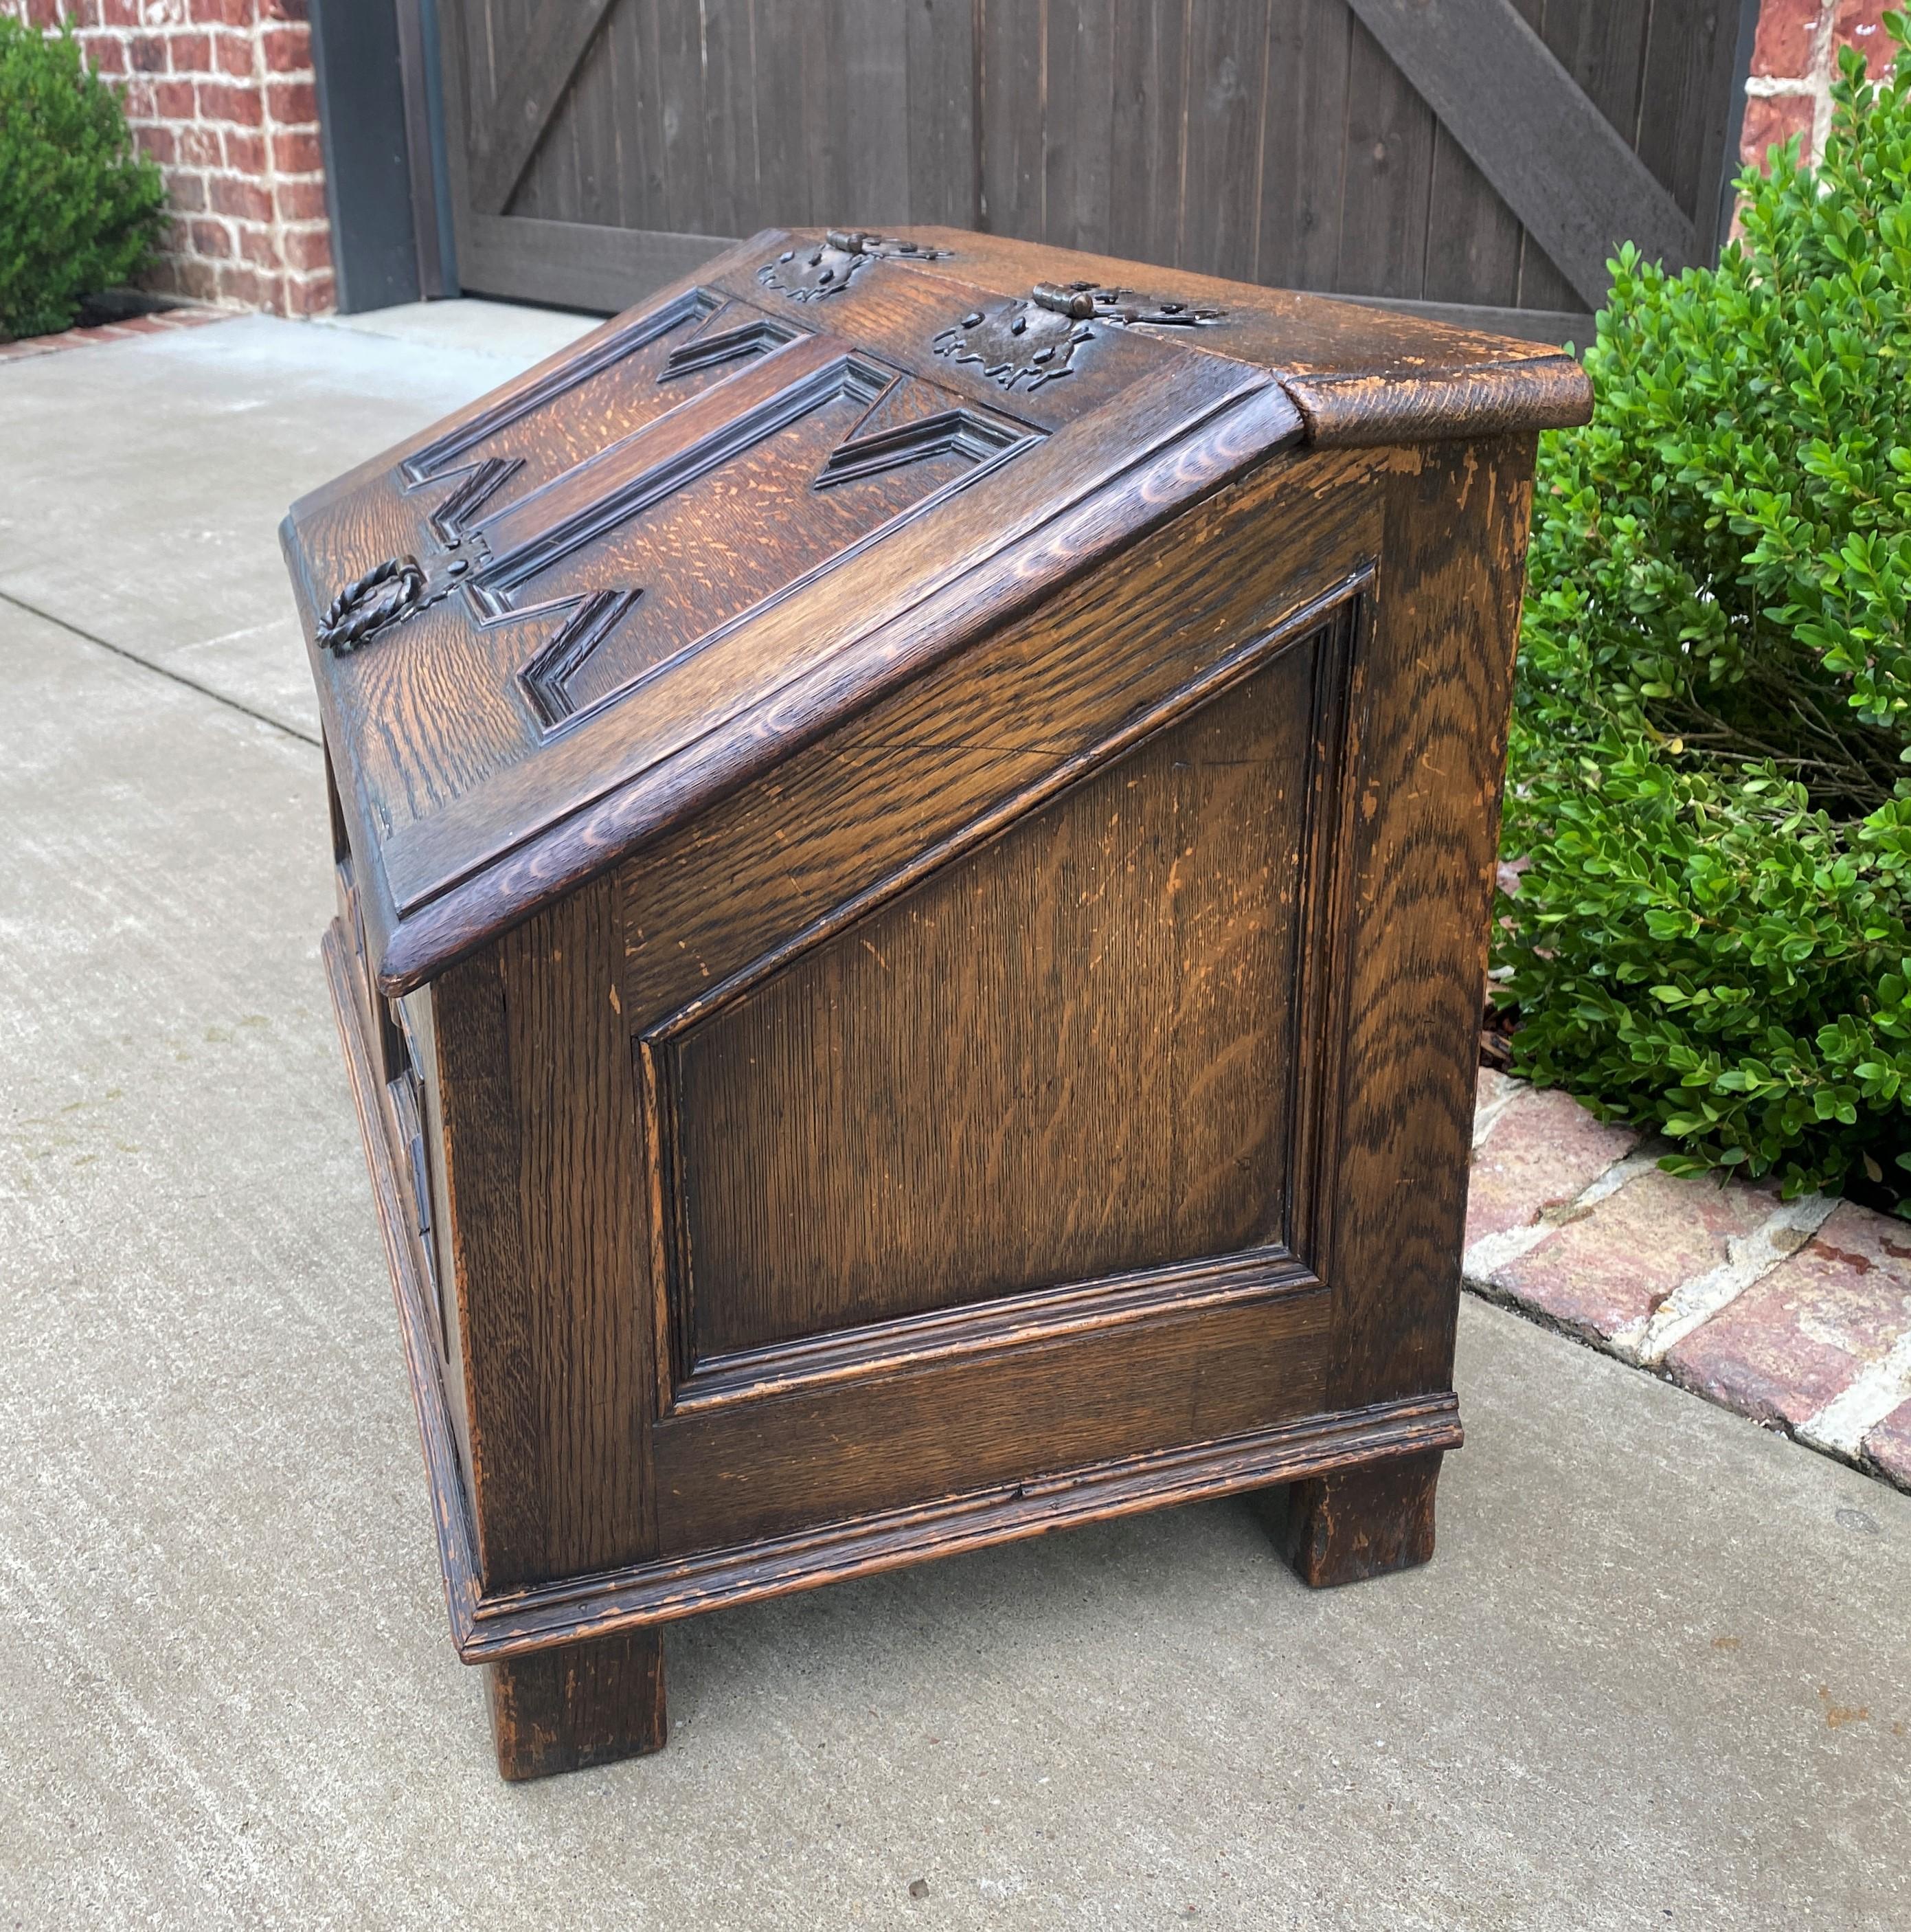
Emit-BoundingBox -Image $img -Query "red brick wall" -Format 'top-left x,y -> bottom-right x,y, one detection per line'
1745,0 -> 1898,169
5,0 -> 335,317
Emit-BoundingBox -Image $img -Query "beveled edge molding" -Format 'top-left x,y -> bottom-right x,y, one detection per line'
399,286 -> 730,487
460,1391 -> 1462,1662
326,920 -> 1462,1670
670,1247 -> 1322,1415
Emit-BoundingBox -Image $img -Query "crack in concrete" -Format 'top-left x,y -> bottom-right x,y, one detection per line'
0,587 -> 319,748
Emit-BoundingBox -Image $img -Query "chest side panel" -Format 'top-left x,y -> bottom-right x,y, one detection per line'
669,638 -> 1320,1358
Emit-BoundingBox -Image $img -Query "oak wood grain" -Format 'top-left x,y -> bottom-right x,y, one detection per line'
429,877 -> 654,1590
664,642 -> 1315,1358
485,1626 -> 666,1780
1324,437 -> 1538,1408
651,1284 -> 1333,1553
1272,1449 -> 1445,1587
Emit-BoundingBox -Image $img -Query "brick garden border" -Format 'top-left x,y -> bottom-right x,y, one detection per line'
0,304 -> 227,363
1467,1071 -> 1911,1490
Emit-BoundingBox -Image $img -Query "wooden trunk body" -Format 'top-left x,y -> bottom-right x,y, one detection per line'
285,228 -> 1589,1777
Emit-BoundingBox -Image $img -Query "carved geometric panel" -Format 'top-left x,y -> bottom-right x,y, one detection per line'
663,631 -> 1333,1364
383,302 -> 1039,737
488,350 -> 1034,728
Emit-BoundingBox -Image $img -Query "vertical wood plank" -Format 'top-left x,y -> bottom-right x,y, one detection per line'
749,0 -> 809,226
1417,0 -> 1534,306
1636,0 -> 1743,233
1041,0 -> 1116,251
1327,438 -> 1537,1408
837,0 -> 912,225
1517,0 -> 1654,311
565,14 -> 622,229
431,941 -> 542,1584
433,875 -> 655,1590
606,0 -> 664,232
1421,127 -> 1522,307
804,0 -> 855,222
692,0 -> 757,238
1177,0 -> 1266,281
1337,10 -> 1438,298
1256,0 -> 1351,291
977,0 -> 1045,240
651,0 -> 710,236
905,0 -> 979,226
1106,0 -> 1188,267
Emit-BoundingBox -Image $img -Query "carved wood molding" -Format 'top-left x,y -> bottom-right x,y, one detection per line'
640,576 -> 1367,1400
372,290 -> 1040,734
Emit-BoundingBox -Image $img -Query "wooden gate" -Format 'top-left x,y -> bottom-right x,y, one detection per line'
436,0 -> 1756,341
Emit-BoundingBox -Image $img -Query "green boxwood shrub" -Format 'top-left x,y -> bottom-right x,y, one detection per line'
1497,19 -> 1911,1212
0,15 -> 166,341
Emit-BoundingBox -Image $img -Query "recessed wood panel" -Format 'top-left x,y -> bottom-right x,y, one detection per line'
652,1281 -> 1334,1553
665,635 -> 1328,1361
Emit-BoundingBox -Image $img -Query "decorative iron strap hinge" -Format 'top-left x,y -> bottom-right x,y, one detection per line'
932,280 -> 1227,392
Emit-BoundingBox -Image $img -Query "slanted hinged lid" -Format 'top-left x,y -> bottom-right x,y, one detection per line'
284,225 -> 1588,991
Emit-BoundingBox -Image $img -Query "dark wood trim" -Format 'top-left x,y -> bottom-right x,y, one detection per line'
486,1627 -> 666,1778
641,581 -> 1366,1409
1324,437 -> 1537,1410
1276,351 -> 1590,450
325,919 -> 1462,1665
671,1248 -> 1321,1415
393,0 -> 449,300
1278,1450 -> 1445,1588
427,880 -> 655,1591
308,0 -> 423,313
321,921 -> 485,1644
365,372 -> 1306,994
1345,0 -> 1699,309
1719,0 -> 1766,249
466,1393 -> 1462,1661
1281,592 -> 1365,1283
456,211 -> 734,315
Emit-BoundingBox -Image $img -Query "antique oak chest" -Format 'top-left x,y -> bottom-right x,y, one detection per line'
284,227 -> 1590,1780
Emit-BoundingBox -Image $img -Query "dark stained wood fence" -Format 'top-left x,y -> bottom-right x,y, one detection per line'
437,0 -> 1757,341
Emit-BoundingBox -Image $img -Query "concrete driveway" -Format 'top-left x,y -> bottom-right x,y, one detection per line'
1,306 -> 1907,1931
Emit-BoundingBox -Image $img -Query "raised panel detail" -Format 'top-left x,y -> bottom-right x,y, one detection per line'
659,621 -> 1353,1368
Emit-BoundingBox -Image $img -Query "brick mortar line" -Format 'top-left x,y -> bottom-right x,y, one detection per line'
1462,1146 -> 1664,1279
1618,1193 -> 1838,1364
1465,1081 -> 1908,1492
1465,1263 -> 1906,1494
1801,1327 -> 1911,1454
1808,0 -> 1840,157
